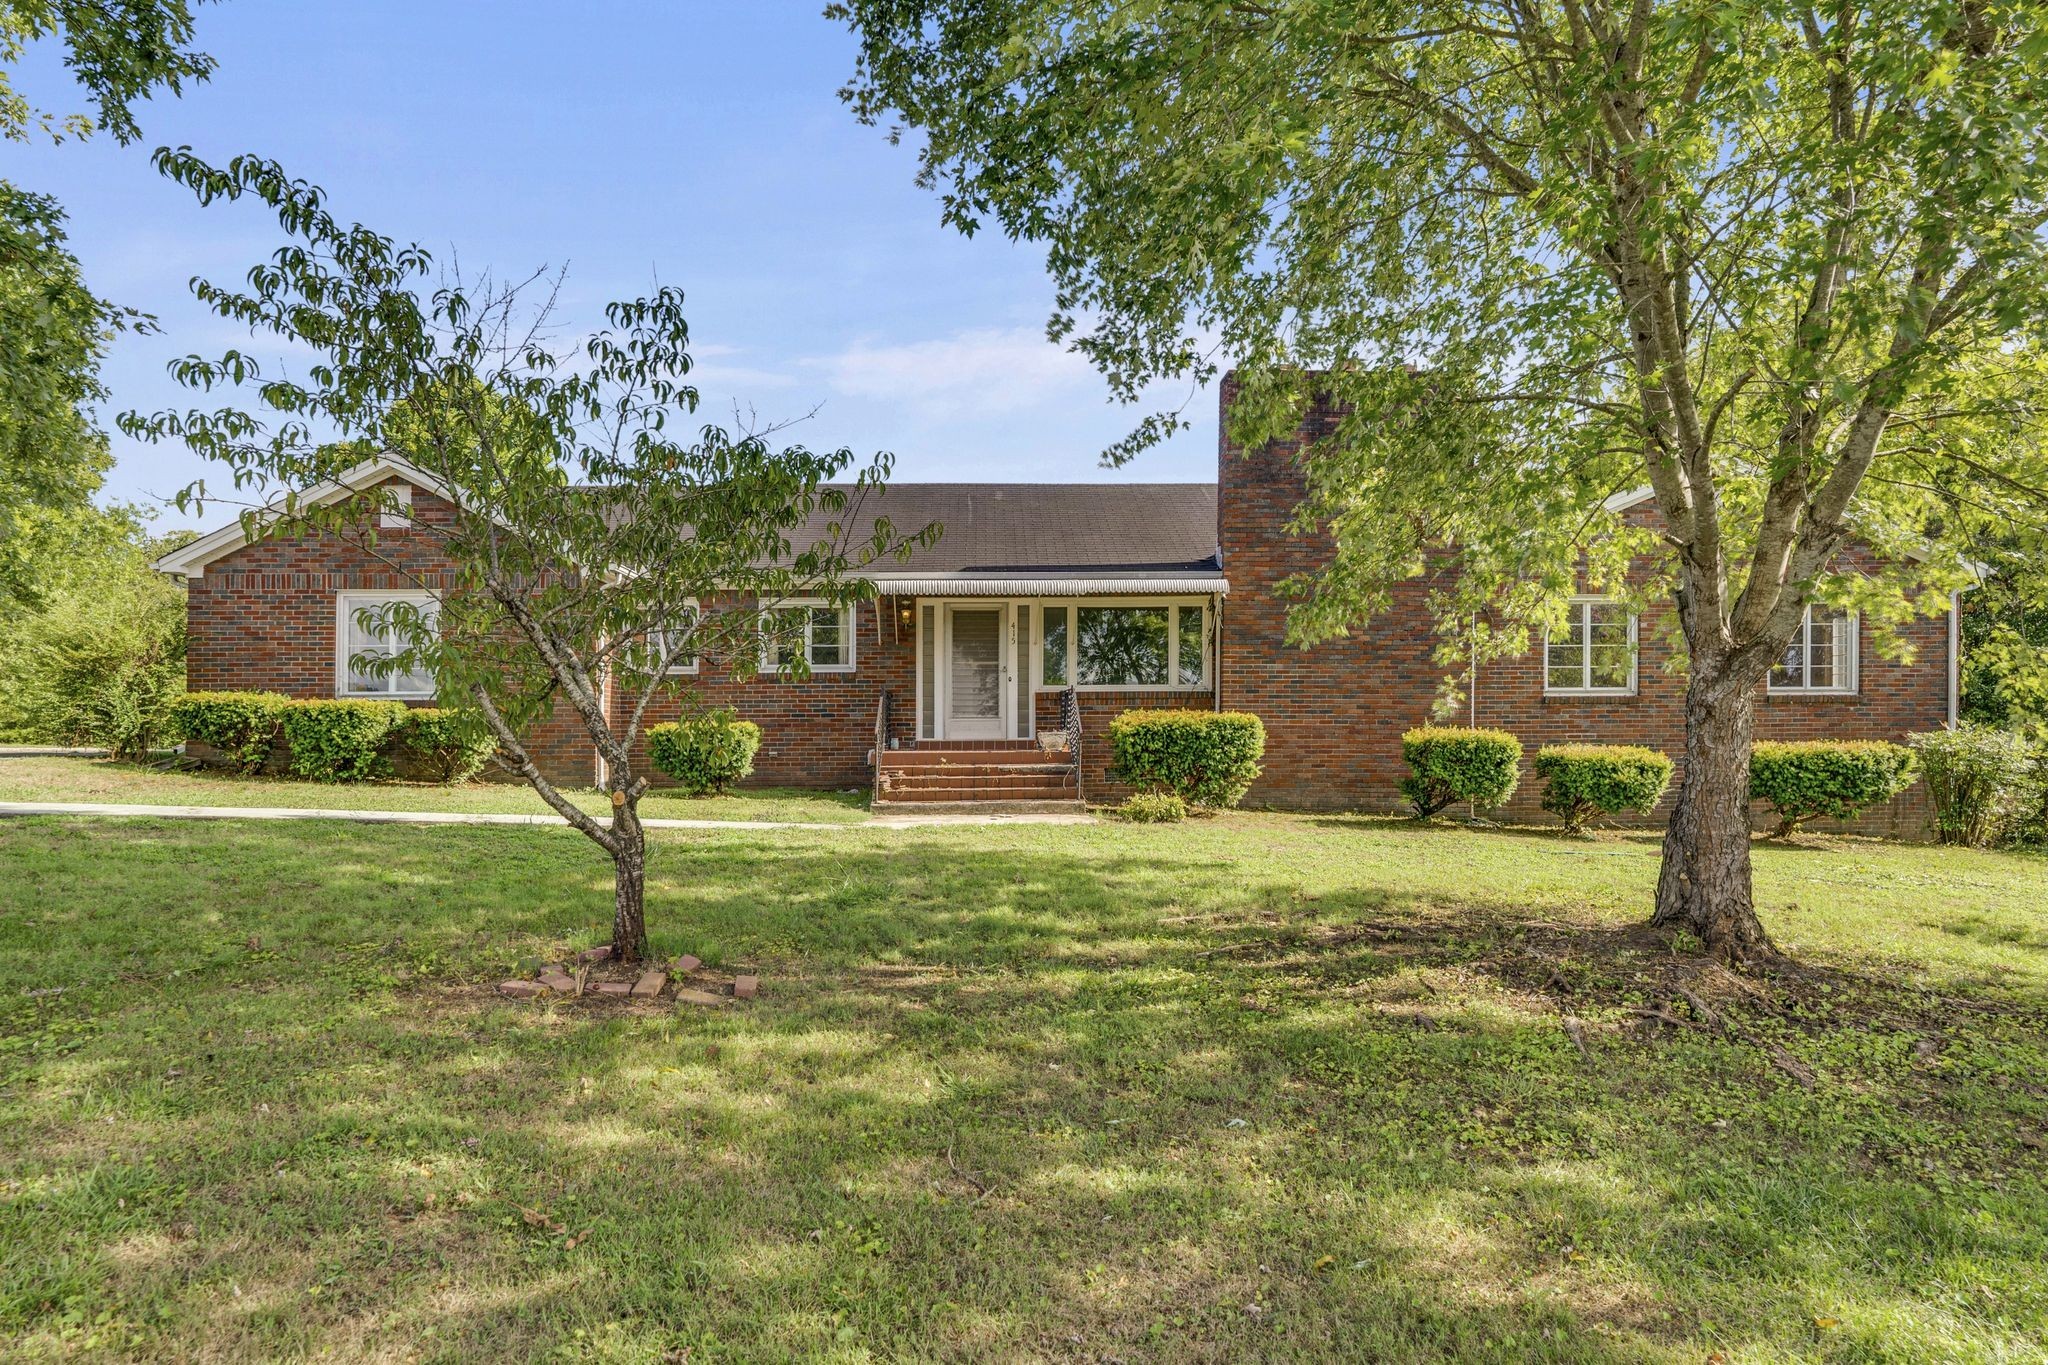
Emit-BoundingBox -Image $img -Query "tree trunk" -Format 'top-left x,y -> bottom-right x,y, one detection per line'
610,797 -> 649,964
1652,666 -> 1776,963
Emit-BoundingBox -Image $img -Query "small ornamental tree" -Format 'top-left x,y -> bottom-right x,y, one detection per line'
125,152 -> 936,963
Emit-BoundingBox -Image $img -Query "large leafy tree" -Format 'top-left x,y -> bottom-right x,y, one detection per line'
125,152 -> 934,962
836,0 -> 2048,960
1,1 -> 213,604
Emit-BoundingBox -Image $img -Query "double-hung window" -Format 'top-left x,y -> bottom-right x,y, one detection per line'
638,604 -> 700,675
1544,599 -> 1637,695
761,600 -> 856,674
1038,601 -> 1208,689
1769,606 -> 1858,694
336,591 -> 437,698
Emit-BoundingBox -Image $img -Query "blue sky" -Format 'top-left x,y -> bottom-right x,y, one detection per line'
11,1 -> 1217,533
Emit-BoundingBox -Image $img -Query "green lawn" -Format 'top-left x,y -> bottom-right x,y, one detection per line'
1,811 -> 2043,1361
0,756 -> 870,824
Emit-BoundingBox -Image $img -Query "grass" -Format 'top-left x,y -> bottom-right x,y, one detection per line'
0,757 -> 870,825
0,810 -> 2044,1362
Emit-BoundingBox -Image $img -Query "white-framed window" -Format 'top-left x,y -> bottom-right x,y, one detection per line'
634,604 -> 700,675
760,599 -> 856,674
378,483 -> 413,528
335,591 -> 437,698
1036,599 -> 1209,690
1769,606 -> 1859,694
1544,598 -> 1638,695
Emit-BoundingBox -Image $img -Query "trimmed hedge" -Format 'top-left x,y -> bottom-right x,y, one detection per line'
1116,791 -> 1188,823
1909,726 -> 2032,847
1533,744 -> 1674,834
169,691 -> 290,774
647,709 -> 762,795
1748,740 -> 1917,837
1106,710 -> 1265,809
278,699 -> 409,782
1399,726 -> 1522,818
391,708 -> 499,783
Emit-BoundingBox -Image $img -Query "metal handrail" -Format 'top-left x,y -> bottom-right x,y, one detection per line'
1060,686 -> 1083,804
871,688 -> 892,802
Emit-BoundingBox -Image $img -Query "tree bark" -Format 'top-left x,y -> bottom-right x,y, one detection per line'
609,795 -> 649,963
1652,666 -> 1775,963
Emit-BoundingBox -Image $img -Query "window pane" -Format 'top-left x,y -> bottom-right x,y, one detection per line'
766,607 -> 804,667
809,606 -> 845,667
1177,605 -> 1204,685
346,607 -> 387,693
1041,606 -> 1068,685
1590,644 -> 1633,690
1076,606 -> 1168,686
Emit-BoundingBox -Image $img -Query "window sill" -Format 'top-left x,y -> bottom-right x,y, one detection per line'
1543,689 -> 1637,699
1036,683 -> 1209,693
336,691 -> 436,701
1764,688 -> 1860,699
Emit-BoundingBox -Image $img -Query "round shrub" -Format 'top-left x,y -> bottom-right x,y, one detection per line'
648,709 -> 762,795
1748,740 -> 1917,837
169,691 -> 290,774
1533,744 -> 1675,834
1116,791 -> 1188,823
1909,726 -> 2032,847
278,699 -> 409,782
1106,709 -> 1265,808
1399,725 -> 1522,818
390,708 -> 499,783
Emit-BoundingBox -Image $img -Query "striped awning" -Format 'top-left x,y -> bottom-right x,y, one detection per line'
866,577 -> 1229,596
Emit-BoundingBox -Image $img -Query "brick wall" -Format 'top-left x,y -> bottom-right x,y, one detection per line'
1215,377 -> 1955,832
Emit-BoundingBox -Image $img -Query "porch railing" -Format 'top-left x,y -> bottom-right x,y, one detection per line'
1060,685 -> 1084,804
871,687 -> 892,804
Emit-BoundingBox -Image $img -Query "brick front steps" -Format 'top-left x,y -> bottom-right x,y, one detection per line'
874,742 -> 1084,810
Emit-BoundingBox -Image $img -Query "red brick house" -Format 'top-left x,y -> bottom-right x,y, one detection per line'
154,386 -> 1960,827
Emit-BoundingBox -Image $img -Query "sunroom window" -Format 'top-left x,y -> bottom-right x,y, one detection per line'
1037,601 -> 1209,689
337,592 -> 436,697
1769,606 -> 1858,694
1544,599 -> 1636,694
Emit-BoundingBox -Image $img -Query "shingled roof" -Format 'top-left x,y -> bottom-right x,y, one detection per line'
804,483 -> 1222,581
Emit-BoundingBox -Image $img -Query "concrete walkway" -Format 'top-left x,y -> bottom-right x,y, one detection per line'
0,800 -> 1093,832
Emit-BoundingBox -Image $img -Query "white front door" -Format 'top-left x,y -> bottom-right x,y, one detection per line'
944,605 -> 1006,739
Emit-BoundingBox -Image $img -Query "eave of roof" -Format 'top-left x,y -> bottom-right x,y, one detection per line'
152,454 -> 447,577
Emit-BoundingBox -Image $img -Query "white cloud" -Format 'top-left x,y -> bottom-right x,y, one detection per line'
807,325 -> 1098,421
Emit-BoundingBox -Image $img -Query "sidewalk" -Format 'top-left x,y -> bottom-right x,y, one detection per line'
0,800 -> 1092,831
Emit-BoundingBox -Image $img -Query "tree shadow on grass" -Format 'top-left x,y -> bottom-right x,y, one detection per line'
2,816 -> 2045,1360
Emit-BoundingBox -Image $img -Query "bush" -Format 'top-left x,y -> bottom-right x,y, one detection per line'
1910,726 -> 2033,847
647,709 -> 762,794
1748,740 -> 1918,837
1116,791 -> 1188,823
278,699 -> 408,782
1533,744 -> 1675,834
1399,726 -> 1522,818
169,691 -> 290,774
1106,710 -> 1265,808
390,708 -> 499,783
2009,743 -> 2048,848
0,506 -> 187,756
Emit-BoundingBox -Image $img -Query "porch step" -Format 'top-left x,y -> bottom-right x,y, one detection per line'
872,799 -> 1088,816
878,777 -> 1078,800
